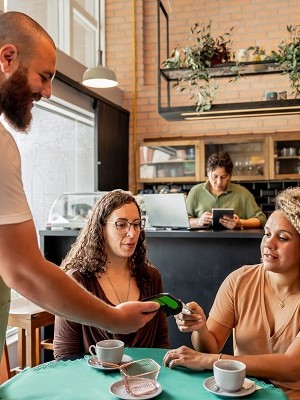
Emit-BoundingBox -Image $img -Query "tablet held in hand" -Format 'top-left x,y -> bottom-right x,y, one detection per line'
212,208 -> 234,230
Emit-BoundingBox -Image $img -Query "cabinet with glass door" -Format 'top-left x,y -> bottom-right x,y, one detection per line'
270,134 -> 300,179
138,140 -> 201,183
203,137 -> 269,181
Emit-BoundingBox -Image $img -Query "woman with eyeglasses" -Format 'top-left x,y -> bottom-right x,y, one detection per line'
53,190 -> 170,360
187,151 -> 266,229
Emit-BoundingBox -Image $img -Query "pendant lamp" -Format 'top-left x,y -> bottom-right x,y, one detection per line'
82,50 -> 118,88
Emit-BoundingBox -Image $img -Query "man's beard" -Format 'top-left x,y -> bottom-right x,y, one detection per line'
0,66 -> 34,132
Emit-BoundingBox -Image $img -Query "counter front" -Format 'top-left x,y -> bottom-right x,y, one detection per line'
39,228 -> 263,350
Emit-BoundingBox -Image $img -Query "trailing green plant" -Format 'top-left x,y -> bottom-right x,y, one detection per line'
162,23 -> 300,113
162,21 -> 234,113
271,25 -> 300,98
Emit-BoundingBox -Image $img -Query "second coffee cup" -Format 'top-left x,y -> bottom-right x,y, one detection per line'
213,359 -> 246,392
89,339 -> 124,364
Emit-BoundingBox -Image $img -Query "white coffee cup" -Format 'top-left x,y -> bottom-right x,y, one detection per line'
213,359 -> 246,392
89,339 -> 124,364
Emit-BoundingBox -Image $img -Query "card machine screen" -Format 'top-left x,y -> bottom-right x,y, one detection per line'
142,293 -> 183,315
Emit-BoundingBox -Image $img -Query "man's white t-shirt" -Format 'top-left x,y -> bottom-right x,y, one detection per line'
0,122 -> 32,360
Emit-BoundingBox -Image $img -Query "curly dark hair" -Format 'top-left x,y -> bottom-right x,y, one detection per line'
206,152 -> 233,175
61,189 -> 152,291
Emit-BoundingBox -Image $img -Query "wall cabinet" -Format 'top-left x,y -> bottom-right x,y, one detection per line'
139,140 -> 201,183
203,137 -> 268,181
138,133 -> 300,184
270,134 -> 300,179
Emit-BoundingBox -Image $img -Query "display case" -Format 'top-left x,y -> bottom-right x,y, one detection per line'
138,133 -> 300,186
46,192 -> 108,230
203,137 -> 269,181
138,140 -> 201,183
270,134 -> 300,179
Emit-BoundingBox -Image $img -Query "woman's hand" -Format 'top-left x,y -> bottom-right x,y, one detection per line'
219,213 -> 240,230
163,345 -> 215,370
174,301 -> 206,333
198,212 -> 212,227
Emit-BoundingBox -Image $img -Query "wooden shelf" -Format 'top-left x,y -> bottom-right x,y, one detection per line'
160,61 -> 284,81
138,176 -> 198,183
140,159 -> 195,165
276,156 -> 300,160
274,174 -> 300,179
157,2 -> 299,121
159,99 -> 300,121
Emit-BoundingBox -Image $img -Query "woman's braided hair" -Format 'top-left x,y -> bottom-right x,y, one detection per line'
274,186 -> 300,235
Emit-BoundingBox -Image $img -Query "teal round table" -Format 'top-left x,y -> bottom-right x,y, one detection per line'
0,348 -> 287,399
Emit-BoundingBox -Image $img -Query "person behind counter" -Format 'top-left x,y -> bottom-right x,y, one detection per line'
164,186 -> 300,400
54,190 -> 170,360
186,151 -> 266,229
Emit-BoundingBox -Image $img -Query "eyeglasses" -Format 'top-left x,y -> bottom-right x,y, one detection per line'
105,219 -> 146,233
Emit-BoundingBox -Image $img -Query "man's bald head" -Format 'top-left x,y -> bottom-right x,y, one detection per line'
0,11 -> 55,62
0,12 -> 56,131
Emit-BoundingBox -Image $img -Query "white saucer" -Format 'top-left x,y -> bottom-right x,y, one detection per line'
109,379 -> 162,399
87,354 -> 133,370
203,376 -> 256,397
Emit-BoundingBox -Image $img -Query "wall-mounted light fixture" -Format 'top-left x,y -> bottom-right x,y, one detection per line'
82,50 -> 118,88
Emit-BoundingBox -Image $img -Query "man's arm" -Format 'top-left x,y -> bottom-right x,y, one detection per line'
0,220 -> 159,334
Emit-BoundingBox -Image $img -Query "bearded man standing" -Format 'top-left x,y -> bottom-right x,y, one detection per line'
0,11 -> 158,361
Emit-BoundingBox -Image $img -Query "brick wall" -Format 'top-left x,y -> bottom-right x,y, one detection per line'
105,0 -> 300,192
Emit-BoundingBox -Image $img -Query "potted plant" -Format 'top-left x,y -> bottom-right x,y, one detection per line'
245,46 -> 267,62
271,25 -> 300,98
162,21 -> 234,113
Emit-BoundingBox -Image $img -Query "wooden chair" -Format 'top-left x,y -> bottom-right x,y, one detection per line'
40,338 -> 54,351
8,297 -> 55,368
0,341 -> 23,384
0,342 -> 11,384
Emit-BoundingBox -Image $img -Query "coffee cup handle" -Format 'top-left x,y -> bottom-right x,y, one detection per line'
89,344 -> 97,357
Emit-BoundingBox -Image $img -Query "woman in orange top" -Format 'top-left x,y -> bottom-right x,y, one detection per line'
164,186 -> 300,400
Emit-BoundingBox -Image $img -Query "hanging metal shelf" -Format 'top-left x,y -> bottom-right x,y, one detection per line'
157,1 -> 299,121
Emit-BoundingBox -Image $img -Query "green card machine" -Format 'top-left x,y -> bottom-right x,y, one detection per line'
142,293 -> 191,315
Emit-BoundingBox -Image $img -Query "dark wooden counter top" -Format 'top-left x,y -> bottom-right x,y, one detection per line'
144,228 -> 264,238
40,228 -> 264,238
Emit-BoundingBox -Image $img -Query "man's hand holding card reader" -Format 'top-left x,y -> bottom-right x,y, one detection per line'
142,293 -> 193,315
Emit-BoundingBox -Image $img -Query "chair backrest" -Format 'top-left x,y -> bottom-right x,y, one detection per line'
0,341 -> 11,384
